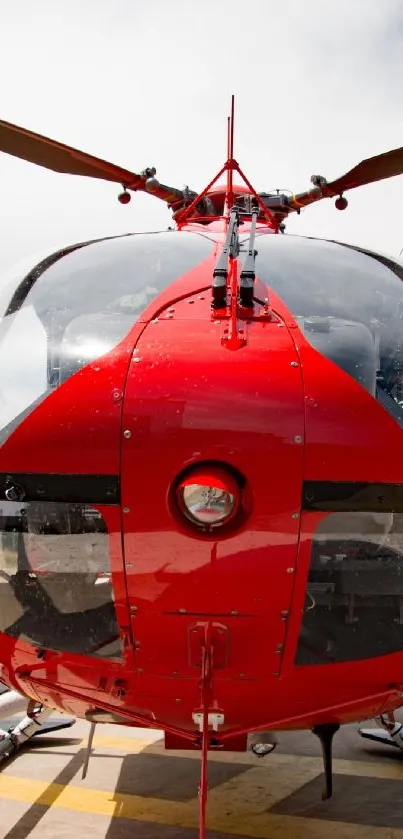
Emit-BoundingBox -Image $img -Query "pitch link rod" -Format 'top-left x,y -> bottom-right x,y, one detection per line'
211,209 -> 240,309
239,209 -> 259,308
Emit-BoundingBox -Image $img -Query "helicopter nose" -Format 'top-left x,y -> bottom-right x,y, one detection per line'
119,291 -> 305,709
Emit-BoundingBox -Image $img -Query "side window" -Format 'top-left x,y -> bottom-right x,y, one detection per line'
254,235 -> 403,424
296,511 -> 403,665
0,500 -> 122,659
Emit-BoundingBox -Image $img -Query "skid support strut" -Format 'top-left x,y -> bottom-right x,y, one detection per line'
0,700 -> 53,763
0,685 -> 75,766
359,712 -> 403,749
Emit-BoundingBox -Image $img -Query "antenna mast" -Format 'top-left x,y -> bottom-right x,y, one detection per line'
225,95 -> 235,214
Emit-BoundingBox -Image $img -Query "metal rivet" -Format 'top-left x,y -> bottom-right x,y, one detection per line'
199,295 -> 205,300
280,610 -> 289,618
133,357 -> 141,363
286,567 -> 294,573
291,512 -> 300,519
230,610 -> 238,616
123,429 -> 131,438
175,698 -> 182,703
294,435 -> 303,443
111,389 -> 122,402
178,608 -> 187,614
188,299 -> 195,304
123,507 -> 130,514
290,361 -> 299,367
166,314 -> 173,318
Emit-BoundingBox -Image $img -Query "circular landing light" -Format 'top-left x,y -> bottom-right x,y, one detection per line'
248,731 -> 277,757
177,466 -> 241,529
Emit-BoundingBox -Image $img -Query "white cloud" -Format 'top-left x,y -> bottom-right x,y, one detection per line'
0,0 -> 402,277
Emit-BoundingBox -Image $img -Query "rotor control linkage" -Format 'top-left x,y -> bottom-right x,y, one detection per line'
211,209 -> 240,309
239,209 -> 258,308
312,723 -> 340,800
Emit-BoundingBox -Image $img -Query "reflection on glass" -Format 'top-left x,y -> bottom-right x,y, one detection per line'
0,501 -> 122,658
0,231 -> 212,441
252,235 -> 403,424
296,512 -> 403,665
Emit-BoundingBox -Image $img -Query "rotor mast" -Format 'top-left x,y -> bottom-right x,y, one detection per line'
175,96 -> 276,228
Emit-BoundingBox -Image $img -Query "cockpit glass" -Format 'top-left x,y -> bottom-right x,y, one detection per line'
0,500 -> 122,658
296,511 -> 403,665
253,235 -> 403,426
0,232 -> 212,442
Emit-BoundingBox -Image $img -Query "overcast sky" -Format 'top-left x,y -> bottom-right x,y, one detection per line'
0,0 -> 402,279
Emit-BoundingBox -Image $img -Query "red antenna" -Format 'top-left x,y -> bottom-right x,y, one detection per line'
225,95 -> 235,212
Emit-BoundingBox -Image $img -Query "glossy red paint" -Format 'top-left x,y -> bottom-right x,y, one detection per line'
2,231 -> 403,743
2,101 -> 403,839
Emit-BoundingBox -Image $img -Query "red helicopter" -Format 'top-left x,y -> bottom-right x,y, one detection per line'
0,97 -> 403,837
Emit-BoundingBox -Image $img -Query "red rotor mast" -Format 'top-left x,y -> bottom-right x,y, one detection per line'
175,96 -> 277,229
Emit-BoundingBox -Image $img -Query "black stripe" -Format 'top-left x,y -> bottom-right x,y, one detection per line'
0,473 -> 119,504
303,480 -> 403,513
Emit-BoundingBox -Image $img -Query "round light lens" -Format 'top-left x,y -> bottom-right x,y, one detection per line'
182,484 -> 235,525
177,467 -> 241,528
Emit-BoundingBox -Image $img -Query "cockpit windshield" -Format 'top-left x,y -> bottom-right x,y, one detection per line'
253,235 -> 403,426
0,231 -> 212,442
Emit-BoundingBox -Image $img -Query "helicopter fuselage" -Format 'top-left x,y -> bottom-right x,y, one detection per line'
1,220 -> 403,747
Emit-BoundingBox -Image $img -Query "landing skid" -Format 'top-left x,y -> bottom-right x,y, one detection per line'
358,713 -> 403,751
0,717 -> 76,739
0,685 -> 75,767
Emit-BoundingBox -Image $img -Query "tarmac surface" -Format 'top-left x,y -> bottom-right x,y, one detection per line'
1,716 -> 403,838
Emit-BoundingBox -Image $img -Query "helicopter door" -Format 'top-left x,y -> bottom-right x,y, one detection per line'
120,294 -> 304,684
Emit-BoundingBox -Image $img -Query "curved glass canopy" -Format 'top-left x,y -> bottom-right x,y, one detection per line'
0,231 -> 212,442
252,234 -> 403,425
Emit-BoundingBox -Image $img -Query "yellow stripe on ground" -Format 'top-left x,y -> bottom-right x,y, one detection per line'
0,774 -> 193,825
88,733 -> 403,780
1,763 -> 403,839
91,733 -> 164,754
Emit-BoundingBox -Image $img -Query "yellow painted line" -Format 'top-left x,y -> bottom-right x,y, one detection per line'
91,733 -> 163,754
333,757 -> 403,780
87,733 -> 403,780
0,774 -> 195,826
0,772 -> 402,839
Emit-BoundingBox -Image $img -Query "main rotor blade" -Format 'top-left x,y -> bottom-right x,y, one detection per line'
289,145 -> 403,212
0,119 -> 143,187
330,146 -> 403,194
